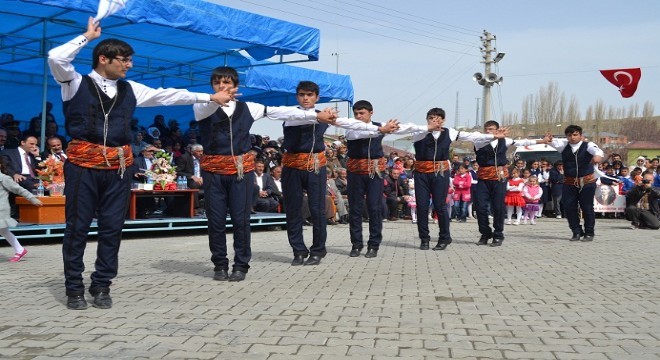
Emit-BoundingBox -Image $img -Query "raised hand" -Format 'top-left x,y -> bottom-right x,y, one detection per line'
84,16 -> 102,41
210,88 -> 237,106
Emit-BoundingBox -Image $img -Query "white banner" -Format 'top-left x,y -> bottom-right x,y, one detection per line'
594,184 -> 626,213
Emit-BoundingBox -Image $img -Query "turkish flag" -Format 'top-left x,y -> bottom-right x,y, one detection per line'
599,68 -> 641,98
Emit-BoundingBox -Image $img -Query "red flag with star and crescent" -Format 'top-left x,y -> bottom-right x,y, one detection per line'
599,68 -> 641,98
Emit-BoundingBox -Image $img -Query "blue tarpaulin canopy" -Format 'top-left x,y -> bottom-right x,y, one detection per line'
0,0 -> 353,132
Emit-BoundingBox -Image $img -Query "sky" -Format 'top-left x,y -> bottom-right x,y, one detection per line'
208,0 -> 660,138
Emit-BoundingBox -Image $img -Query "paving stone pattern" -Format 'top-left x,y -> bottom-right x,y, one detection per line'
1,218 -> 659,359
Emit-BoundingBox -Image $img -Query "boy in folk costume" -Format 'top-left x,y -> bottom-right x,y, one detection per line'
193,68 -> 337,282
49,17 -> 234,310
549,125 -> 604,241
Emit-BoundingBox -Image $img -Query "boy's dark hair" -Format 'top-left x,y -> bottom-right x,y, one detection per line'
484,120 -> 500,129
93,38 -> 134,69
553,160 -> 563,167
352,100 -> 373,112
426,108 -> 445,119
470,160 -> 478,165
210,66 -> 239,87
564,124 -> 583,136
621,166 -> 629,171
21,134 -> 37,143
296,81 -> 320,96
0,157 -> 8,176
459,164 -> 469,170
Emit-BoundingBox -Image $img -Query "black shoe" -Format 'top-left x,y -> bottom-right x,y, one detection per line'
490,239 -> 504,247
291,254 -> 306,266
349,248 -> 362,257
476,236 -> 490,246
327,218 -> 337,225
92,292 -> 112,309
228,271 -> 246,282
570,233 -> 582,241
213,269 -> 229,281
581,235 -> 594,242
364,248 -> 378,258
67,295 -> 88,310
420,241 -> 430,250
433,243 -> 448,251
304,255 -> 322,266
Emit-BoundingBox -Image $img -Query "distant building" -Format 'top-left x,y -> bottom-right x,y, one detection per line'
626,141 -> 660,164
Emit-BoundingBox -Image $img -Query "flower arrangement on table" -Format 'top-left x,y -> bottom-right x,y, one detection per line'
36,155 -> 65,196
145,150 -> 178,190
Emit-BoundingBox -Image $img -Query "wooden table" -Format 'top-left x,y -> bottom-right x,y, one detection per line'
128,189 -> 199,220
16,196 -> 66,224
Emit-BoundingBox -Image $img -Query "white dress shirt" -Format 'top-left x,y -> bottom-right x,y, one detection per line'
194,101 -> 319,123
48,35 -> 211,105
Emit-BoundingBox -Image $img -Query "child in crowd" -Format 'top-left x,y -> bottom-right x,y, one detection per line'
452,164 -> 472,223
522,175 -> 543,225
505,168 -> 525,225
521,168 -> 532,183
468,161 -> 479,219
408,178 -> 417,224
0,161 -> 43,262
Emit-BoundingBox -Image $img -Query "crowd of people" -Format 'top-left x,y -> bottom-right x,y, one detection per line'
0,16 -> 658,312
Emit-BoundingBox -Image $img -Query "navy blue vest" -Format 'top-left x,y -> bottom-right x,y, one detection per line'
474,138 -> 507,167
198,101 -> 255,155
346,122 -> 384,159
63,76 -> 136,146
562,142 -> 594,177
413,127 -> 451,161
282,113 -> 328,153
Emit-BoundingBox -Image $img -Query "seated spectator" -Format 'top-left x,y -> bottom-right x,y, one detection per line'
625,172 -> 660,230
327,167 -> 348,224
45,121 -> 68,150
131,131 -> 148,158
43,137 -> 67,161
253,161 -> 279,213
1,135 -> 41,218
270,166 -> 284,212
1,114 -> 21,149
175,144 -> 204,214
384,168 -> 410,221
335,168 -> 348,195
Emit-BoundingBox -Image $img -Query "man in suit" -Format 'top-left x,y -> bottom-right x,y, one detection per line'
42,137 -> 68,161
132,145 -> 158,218
2,135 -> 40,191
253,161 -> 279,213
2,134 -> 40,218
175,144 -> 204,213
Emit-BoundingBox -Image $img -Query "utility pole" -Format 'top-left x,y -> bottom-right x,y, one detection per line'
474,97 -> 480,129
331,52 -> 341,136
454,91 -> 460,128
472,31 -> 503,126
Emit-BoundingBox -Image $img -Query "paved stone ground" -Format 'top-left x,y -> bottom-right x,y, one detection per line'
1,216 -> 659,359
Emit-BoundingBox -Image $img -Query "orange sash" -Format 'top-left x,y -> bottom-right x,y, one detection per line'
201,153 -> 255,175
347,157 -> 386,175
477,166 -> 509,181
66,139 -> 133,170
564,173 -> 596,187
414,160 -> 451,174
282,152 -> 327,171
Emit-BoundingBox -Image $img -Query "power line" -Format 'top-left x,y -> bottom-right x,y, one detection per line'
343,0 -> 482,36
279,0 -> 477,48
236,0 -> 480,56
507,64 -> 659,77
326,0 -> 479,44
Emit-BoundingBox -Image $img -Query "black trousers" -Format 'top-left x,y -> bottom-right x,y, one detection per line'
203,171 -> 254,273
474,179 -> 507,240
62,162 -> 132,297
625,206 -> 660,229
282,166 -> 327,257
562,182 -> 597,236
414,171 -> 452,243
347,171 -> 384,250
